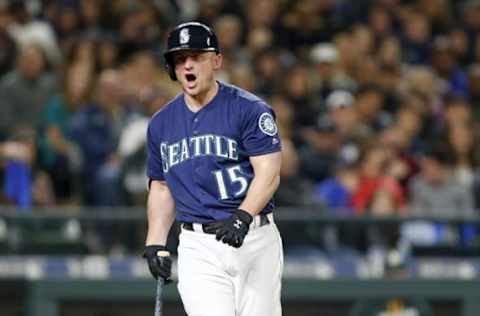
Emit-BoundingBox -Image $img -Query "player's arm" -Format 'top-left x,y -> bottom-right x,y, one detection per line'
239,151 -> 282,215
216,104 -> 282,248
215,151 -> 281,248
146,180 -> 176,245
144,179 -> 176,281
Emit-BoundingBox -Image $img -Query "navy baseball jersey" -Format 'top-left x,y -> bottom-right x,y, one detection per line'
147,82 -> 281,223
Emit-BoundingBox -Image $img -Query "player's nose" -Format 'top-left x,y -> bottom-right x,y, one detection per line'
184,56 -> 195,69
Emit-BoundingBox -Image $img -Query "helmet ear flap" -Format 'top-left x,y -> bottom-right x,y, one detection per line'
165,54 -> 177,81
166,62 -> 177,81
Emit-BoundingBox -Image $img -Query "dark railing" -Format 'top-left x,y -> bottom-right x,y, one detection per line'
1,206 -> 480,223
0,206 -> 479,254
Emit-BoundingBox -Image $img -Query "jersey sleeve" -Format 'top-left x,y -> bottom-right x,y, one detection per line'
146,122 -> 165,181
241,101 -> 282,156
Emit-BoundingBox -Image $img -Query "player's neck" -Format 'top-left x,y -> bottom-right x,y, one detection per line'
184,81 -> 219,112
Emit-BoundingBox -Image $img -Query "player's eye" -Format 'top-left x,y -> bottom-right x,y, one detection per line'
174,56 -> 187,65
188,53 -> 201,62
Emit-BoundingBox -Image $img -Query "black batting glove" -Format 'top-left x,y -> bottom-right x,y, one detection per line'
143,245 -> 172,282
215,209 -> 253,248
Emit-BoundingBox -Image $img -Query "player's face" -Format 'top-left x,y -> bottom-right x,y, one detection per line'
173,51 -> 222,97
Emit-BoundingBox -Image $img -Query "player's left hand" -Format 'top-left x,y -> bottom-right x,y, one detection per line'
215,209 -> 253,248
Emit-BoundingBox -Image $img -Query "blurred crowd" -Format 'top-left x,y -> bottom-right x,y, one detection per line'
0,0 -> 479,229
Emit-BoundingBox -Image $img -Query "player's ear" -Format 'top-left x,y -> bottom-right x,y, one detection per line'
212,53 -> 223,70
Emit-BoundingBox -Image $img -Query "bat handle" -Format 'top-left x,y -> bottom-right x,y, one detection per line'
154,250 -> 169,316
154,277 -> 165,316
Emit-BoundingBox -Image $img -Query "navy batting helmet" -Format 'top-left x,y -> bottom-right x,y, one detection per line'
164,22 -> 220,81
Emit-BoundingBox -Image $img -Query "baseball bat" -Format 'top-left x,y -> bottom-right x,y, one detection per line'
154,250 -> 170,316
154,277 -> 165,316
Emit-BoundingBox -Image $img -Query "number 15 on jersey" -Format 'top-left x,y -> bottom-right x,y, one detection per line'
213,165 -> 248,200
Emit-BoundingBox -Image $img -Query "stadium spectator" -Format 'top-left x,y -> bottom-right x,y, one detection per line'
78,0 -> 107,39
310,42 -> 356,99
299,90 -> 365,183
297,112 -> 339,183
443,95 -> 473,129
468,64 -> 480,121
0,43 -> 58,139
116,1 -> 161,61
377,126 -> 418,195
118,84 -> 171,205
405,144 -> 476,248
0,7 -> 16,77
214,15 -> 246,66
244,0 -> 280,30
354,85 -> 392,132
392,105 -> 425,155
367,4 -> 393,42
0,126 -> 56,208
276,138 -> 314,207
352,144 -> 406,214
409,145 -> 474,217
119,50 -> 160,103
430,36 -> 469,97
6,0 -> 62,68
376,37 -> 404,112
322,90 -> 369,146
281,0 -> 336,48
284,63 -> 317,130
37,63 -> 92,204
448,28 -> 470,68
446,124 -> 480,196
96,34 -> 120,71
68,69 -> 130,206
252,48 -> 282,98
400,11 -> 431,64
270,94 -> 313,207
229,63 -> 257,93
312,164 -> 358,214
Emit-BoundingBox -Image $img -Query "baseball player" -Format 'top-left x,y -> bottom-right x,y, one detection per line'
143,22 -> 284,316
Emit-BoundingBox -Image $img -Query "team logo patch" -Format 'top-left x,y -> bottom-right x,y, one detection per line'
258,112 -> 278,136
179,28 -> 190,44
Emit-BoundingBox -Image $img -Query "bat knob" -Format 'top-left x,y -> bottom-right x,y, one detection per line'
156,250 -> 170,257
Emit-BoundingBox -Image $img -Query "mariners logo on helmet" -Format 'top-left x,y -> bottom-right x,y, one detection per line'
259,113 -> 278,136
179,28 -> 190,44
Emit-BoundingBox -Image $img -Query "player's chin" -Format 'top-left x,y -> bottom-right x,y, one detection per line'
182,82 -> 199,94
184,81 -> 203,93
185,87 -> 204,99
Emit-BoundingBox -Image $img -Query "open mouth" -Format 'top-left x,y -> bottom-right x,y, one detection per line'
185,74 -> 197,82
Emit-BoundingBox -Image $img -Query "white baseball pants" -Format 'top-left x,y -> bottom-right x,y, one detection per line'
177,214 -> 283,316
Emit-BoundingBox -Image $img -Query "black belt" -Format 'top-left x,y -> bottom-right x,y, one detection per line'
182,213 -> 271,234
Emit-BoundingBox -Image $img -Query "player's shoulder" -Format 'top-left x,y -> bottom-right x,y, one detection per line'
149,93 -> 183,123
220,81 -> 271,110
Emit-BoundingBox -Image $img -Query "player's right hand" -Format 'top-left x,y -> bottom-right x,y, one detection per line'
143,245 -> 172,281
